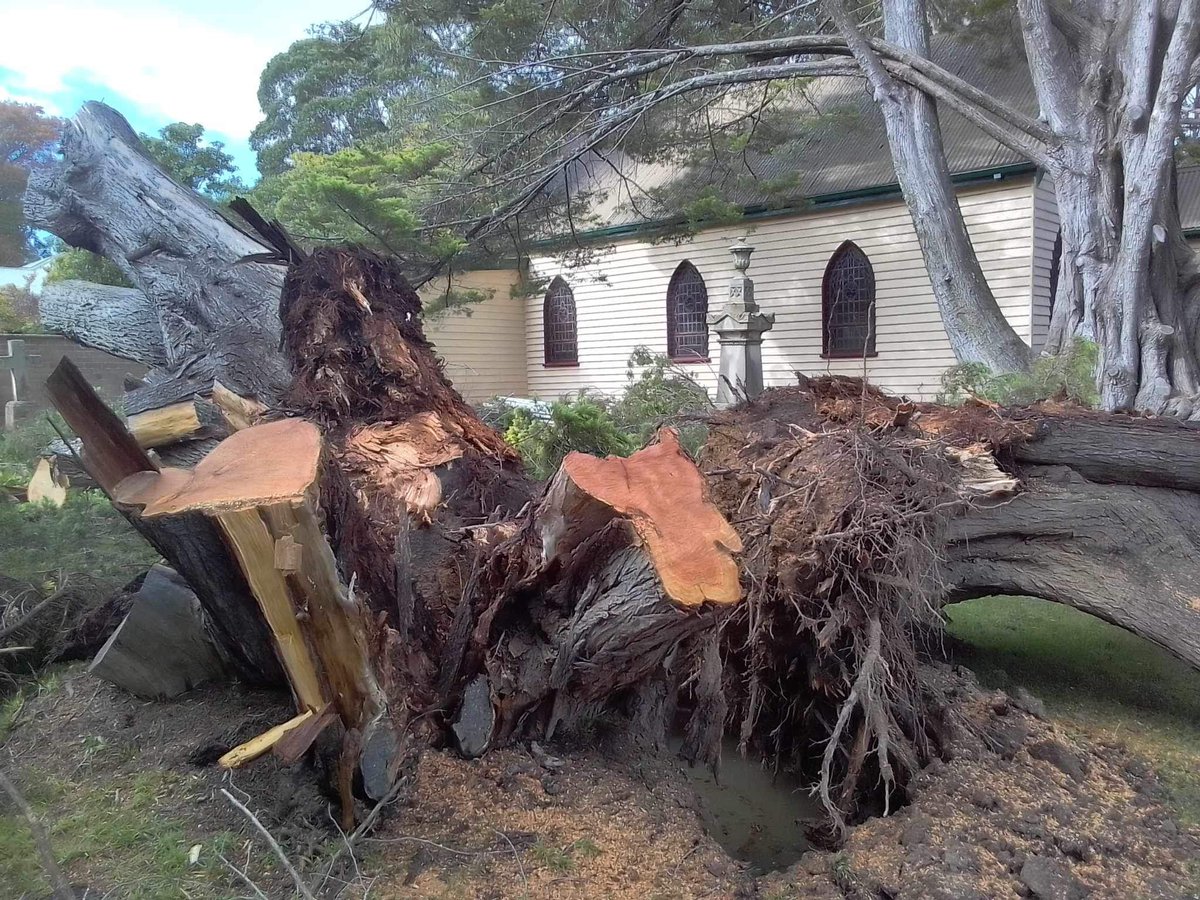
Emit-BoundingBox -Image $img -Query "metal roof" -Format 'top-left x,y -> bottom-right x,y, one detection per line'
555,36 -> 1036,230
550,37 -> 1200,234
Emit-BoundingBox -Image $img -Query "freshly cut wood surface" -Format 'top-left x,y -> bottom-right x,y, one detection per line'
558,429 -> 743,607
114,419 -> 321,516
127,401 -> 203,448
219,709 -> 317,768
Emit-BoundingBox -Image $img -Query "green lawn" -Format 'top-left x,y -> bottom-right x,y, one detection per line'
945,596 -> 1200,825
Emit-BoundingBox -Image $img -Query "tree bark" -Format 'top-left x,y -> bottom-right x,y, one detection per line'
1021,0 -> 1200,415
24,102 -> 292,410
39,280 -> 167,368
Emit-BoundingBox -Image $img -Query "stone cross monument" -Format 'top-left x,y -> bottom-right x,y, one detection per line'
707,237 -> 775,407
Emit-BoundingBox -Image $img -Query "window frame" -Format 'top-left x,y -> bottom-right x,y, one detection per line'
821,241 -> 878,360
666,260 -> 711,364
542,276 -> 579,367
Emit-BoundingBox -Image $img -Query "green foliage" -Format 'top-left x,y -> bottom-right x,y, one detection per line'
251,143 -> 465,265
45,247 -> 133,288
0,766 -> 241,898
140,122 -> 248,202
504,394 -> 634,480
612,346 -> 712,453
0,283 -> 42,333
495,348 -> 711,477
1,418 -> 156,587
0,490 -> 158,588
937,340 -> 1098,407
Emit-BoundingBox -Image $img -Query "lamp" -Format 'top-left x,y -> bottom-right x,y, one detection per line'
730,237 -> 755,274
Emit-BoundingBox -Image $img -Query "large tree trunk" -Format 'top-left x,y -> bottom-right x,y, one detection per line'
828,0 -> 1032,374
24,102 -> 292,414
1021,0 -> 1200,415
948,416 -> 1200,668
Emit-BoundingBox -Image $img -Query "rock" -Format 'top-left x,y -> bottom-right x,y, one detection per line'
1013,687 -> 1048,719
1056,837 -> 1094,863
943,845 -> 979,873
1028,740 -> 1087,782
900,817 -> 932,847
800,851 -> 830,875
1019,856 -> 1085,900
987,721 -> 1031,760
969,788 -> 1000,810
990,692 -> 1011,716
452,675 -> 494,759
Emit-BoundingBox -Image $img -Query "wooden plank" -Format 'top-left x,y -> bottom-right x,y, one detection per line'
215,507 -> 327,713
45,356 -> 157,492
219,709 -> 316,768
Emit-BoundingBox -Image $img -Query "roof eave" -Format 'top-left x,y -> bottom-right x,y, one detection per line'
525,162 -> 1038,251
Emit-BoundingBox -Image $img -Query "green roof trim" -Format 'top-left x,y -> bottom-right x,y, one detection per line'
526,162 -> 1037,250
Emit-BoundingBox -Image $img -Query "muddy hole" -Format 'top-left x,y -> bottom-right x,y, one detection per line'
674,736 -> 819,874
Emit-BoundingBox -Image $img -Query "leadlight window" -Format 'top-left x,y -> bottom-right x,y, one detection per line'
667,261 -> 710,361
822,241 -> 877,358
543,277 -> 578,365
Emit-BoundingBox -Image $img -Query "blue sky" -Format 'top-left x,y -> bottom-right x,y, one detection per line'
0,0 -> 372,182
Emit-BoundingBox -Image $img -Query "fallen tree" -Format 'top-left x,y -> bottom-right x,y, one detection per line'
26,103 -> 1200,831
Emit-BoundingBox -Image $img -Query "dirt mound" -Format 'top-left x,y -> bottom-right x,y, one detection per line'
764,667 -> 1200,900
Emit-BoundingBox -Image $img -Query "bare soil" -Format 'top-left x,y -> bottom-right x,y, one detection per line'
2,663 -> 1197,899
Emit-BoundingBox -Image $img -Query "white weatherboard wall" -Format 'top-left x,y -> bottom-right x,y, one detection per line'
524,177 -> 1037,401
1030,172 -> 1060,352
423,269 -> 528,402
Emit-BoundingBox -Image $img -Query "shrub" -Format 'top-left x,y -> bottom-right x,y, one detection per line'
504,394 -> 633,480
611,346 -> 712,453
937,339 -> 1098,408
0,285 -> 42,333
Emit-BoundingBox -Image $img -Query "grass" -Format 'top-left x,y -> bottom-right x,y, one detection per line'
946,595 -> 1200,825
0,764 -> 243,898
0,418 -> 158,590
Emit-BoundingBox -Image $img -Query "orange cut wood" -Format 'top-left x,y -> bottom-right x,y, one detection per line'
114,419 -> 321,516
560,429 -> 743,607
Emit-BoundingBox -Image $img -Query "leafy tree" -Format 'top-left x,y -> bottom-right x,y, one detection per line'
253,22 -> 408,177
45,245 -> 132,287
139,122 -> 247,202
251,142 -> 465,268
0,284 -> 42,333
0,102 -> 61,265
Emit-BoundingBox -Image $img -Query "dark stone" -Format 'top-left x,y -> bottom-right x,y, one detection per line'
1019,856 -> 1085,900
969,788 -> 1000,810
541,775 -> 563,796
990,692 -> 1011,716
900,817 -> 932,847
1029,740 -> 1088,782
1013,815 -> 1046,841
1013,687 -> 1048,719
1056,838 -> 1094,863
987,721 -> 1031,760
943,845 -> 980,873
452,675 -> 494,759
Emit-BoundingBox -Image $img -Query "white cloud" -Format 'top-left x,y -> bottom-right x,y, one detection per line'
0,0 -> 367,138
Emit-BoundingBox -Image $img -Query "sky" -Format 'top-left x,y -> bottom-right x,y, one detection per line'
0,0 -> 371,182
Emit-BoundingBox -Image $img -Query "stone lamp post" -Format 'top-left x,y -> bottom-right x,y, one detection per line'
707,237 -> 775,406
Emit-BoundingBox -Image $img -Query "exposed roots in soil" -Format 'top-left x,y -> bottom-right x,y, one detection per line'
701,377 -> 988,832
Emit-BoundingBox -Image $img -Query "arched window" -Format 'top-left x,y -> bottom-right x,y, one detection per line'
666,261 -> 710,361
543,276 -> 578,365
822,241 -> 877,358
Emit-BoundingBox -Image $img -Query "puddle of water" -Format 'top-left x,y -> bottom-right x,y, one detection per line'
672,736 -> 819,874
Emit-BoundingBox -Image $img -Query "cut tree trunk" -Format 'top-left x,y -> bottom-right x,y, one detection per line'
45,357 -> 283,685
